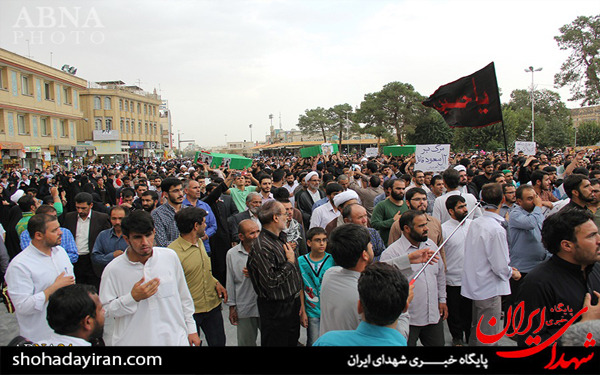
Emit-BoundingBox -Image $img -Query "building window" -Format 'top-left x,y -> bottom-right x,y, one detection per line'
129,101 -> 133,112
123,100 -> 128,112
120,119 -> 124,132
138,121 -> 142,134
63,87 -> 71,104
153,123 -> 157,134
137,103 -> 141,113
21,75 -> 31,95
17,114 -> 27,134
105,118 -> 112,131
94,96 -> 102,109
126,120 -> 130,133
153,106 -> 156,116
41,117 -> 50,136
119,99 -> 123,110
44,81 -> 54,100
144,104 -> 148,115
104,97 -> 111,110
60,120 -> 68,137
145,123 -> 148,134
95,117 -> 103,130
0,67 -> 4,89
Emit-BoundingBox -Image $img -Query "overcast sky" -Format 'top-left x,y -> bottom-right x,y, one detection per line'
1,0 -> 598,147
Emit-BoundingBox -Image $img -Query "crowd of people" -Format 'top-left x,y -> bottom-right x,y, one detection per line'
1,145 -> 600,347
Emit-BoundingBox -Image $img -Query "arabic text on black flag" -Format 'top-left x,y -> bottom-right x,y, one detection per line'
423,62 -> 502,128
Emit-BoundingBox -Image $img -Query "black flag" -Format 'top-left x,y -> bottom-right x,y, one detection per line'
422,62 -> 502,128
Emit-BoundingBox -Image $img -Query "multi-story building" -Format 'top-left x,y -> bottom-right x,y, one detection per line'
78,81 -> 163,162
0,47 -> 87,170
570,105 -> 600,127
159,99 -> 173,157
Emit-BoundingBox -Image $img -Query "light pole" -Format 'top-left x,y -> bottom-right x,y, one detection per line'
249,124 -> 253,142
524,66 -> 542,143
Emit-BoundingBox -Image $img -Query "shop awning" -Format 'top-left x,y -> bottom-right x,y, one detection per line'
0,141 -> 24,150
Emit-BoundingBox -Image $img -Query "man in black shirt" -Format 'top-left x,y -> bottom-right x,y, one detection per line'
515,208 -> 600,346
472,160 -> 495,194
561,174 -> 594,212
247,200 -> 303,347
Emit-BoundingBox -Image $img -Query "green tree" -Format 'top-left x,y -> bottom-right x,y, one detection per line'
536,118 -> 574,148
576,120 -> 600,146
554,14 -> 600,105
297,107 -> 333,142
406,111 -> 454,145
356,82 -> 426,145
327,103 -> 354,148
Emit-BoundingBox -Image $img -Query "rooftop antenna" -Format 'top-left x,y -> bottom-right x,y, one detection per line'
279,112 -> 282,130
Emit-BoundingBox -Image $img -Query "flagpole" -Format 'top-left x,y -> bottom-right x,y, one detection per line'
409,202 -> 481,286
491,63 -> 510,163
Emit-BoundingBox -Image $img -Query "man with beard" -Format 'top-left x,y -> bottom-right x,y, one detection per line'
531,170 -> 558,210
473,160 -> 495,194
182,179 -> 218,256
387,188 -> 443,249
499,184 -> 517,219
371,179 -> 408,244
296,171 -> 326,230
561,174 -> 595,212
91,206 -> 129,276
320,223 -> 437,340
441,195 -> 472,346
5,213 -> 75,342
247,200 -> 303,346
515,208 -> 600,346
38,284 -> 105,346
140,190 -> 159,213
433,168 -> 481,224
100,210 -> 199,346
506,185 -> 551,317
283,172 -> 299,207
169,207 -> 228,346
257,175 -> 274,204
152,177 -> 185,247
64,192 -> 111,290
228,192 -> 262,246
381,210 -> 447,346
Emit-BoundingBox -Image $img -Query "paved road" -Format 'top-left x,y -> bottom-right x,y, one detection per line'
0,302 -> 515,346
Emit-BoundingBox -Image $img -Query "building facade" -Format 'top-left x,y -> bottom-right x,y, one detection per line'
570,105 -> 600,127
0,48 -> 86,170
78,81 -> 163,162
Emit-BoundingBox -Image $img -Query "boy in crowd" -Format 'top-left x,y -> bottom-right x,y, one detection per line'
298,227 -> 335,346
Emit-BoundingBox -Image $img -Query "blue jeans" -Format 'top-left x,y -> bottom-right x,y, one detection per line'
306,317 -> 320,347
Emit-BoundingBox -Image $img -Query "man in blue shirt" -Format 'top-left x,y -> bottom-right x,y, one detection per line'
91,206 -> 129,275
20,204 -> 78,264
182,179 -> 217,255
314,262 -> 411,346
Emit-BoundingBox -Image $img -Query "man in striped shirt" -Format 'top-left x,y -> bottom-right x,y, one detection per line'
247,200 -> 303,347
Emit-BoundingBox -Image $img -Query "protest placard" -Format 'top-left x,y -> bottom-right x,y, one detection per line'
365,147 -> 379,158
414,144 -> 450,172
514,141 -> 536,155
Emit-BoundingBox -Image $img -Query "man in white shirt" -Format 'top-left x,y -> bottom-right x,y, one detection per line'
433,168 -> 481,224
5,213 -> 75,342
441,195 -> 472,346
38,284 -> 104,346
99,210 -> 200,346
309,183 -> 343,229
320,223 -> 438,340
461,183 -> 521,346
381,210 -> 447,346
405,170 -> 431,194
